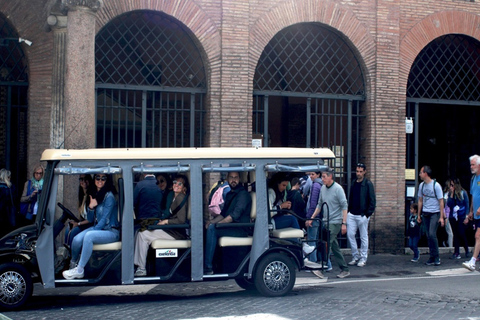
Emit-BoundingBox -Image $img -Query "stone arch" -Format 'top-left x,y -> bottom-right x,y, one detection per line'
96,0 -> 221,146
96,0 -> 221,84
250,0 -> 376,95
400,10 -> 480,93
0,1 -> 54,184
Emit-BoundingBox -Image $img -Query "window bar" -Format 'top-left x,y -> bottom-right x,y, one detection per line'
190,93 -> 195,147
141,90 -> 147,148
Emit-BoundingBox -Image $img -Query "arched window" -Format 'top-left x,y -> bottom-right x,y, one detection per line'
253,23 -> 366,189
0,14 -> 28,187
95,10 -> 207,148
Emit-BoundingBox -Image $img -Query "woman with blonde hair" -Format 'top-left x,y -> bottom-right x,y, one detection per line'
20,164 -> 44,222
0,168 -> 17,236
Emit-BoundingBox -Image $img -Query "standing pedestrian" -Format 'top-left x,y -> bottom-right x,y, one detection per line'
408,203 -> 421,262
463,155 -> 480,271
446,178 -> 470,259
346,163 -> 376,267
310,168 -> 350,279
0,168 -> 17,237
417,165 -> 445,266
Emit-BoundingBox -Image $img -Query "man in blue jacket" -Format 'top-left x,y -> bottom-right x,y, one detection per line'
347,163 -> 376,267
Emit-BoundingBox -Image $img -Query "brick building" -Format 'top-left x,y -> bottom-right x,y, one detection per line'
1,0 -> 480,252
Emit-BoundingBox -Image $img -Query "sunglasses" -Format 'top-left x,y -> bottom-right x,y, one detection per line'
173,180 -> 183,186
357,163 -> 366,169
158,179 -> 166,183
95,176 -> 107,181
34,171 -> 43,175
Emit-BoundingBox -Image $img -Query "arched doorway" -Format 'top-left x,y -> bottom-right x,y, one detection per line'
407,34 -> 480,191
0,15 -> 29,189
406,34 -> 480,246
95,10 -> 207,148
253,23 -> 366,187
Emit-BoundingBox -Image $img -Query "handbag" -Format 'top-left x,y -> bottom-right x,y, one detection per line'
20,180 -> 32,217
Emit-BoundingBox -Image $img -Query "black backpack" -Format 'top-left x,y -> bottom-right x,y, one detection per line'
420,179 -> 438,199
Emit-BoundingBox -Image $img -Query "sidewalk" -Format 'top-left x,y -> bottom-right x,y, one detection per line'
296,248 -> 475,286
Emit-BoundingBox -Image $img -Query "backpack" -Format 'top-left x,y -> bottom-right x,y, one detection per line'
208,184 -> 228,216
420,179 -> 438,199
208,180 -> 225,204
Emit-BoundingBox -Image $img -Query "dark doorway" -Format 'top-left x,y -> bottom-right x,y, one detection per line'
418,103 -> 479,192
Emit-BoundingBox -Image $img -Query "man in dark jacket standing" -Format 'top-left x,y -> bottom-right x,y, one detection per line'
347,163 -> 376,267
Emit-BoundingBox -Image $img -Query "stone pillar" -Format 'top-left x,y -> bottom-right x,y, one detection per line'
47,9 -> 68,248
63,0 -> 102,149
47,12 -> 68,149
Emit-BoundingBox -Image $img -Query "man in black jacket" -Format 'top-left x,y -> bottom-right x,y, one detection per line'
204,171 -> 252,275
346,163 -> 376,267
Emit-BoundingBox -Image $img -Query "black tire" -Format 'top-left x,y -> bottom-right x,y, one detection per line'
254,252 -> 296,297
0,263 -> 33,310
235,277 -> 256,291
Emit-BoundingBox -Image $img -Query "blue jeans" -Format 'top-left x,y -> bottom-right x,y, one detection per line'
204,224 -> 248,270
408,236 -> 420,259
71,227 -> 120,268
423,212 -> 440,259
273,215 -> 300,229
307,220 -> 320,262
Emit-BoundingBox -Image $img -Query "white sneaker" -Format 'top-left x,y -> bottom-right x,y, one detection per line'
135,268 -> 147,277
62,267 -> 84,280
462,261 -> 476,271
312,270 -> 325,279
303,243 -> 315,255
304,258 -> 322,269
357,259 -> 366,267
347,258 -> 359,266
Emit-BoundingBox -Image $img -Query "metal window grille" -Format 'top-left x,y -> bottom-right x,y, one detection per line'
253,23 -> 366,248
407,34 -> 480,101
95,11 -> 206,148
0,15 -> 28,188
254,23 -> 364,95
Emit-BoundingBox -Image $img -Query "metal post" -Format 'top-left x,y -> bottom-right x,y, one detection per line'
306,98 -> 311,147
264,96 -> 269,147
415,102 -> 420,191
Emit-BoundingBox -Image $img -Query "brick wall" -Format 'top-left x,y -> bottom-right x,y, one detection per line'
2,0 -> 480,251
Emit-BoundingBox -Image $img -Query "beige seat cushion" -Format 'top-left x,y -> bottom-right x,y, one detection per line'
151,239 -> 191,249
270,227 -> 304,238
93,241 -> 122,251
218,236 -> 253,247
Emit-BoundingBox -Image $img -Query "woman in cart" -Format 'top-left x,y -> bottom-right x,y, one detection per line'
134,174 -> 189,276
63,173 -> 119,279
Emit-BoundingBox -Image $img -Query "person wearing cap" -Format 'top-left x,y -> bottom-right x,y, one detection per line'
346,162 -> 376,267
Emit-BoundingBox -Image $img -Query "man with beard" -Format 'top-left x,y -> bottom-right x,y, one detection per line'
346,163 -> 376,267
204,171 -> 252,275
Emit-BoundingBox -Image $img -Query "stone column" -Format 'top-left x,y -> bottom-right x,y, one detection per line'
47,12 -> 68,149
62,0 -> 102,149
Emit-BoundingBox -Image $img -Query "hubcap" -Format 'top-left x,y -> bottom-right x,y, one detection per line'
262,260 -> 291,292
0,271 -> 26,305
